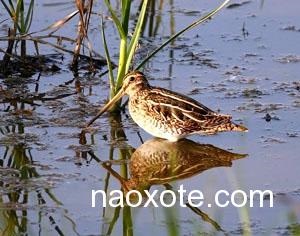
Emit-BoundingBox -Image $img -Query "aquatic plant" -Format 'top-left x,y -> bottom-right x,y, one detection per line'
72,0 -> 94,69
101,0 -> 230,112
101,0 -> 149,102
0,0 -> 35,58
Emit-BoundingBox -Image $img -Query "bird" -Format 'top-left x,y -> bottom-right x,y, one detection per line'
87,71 -> 248,142
102,138 -> 247,193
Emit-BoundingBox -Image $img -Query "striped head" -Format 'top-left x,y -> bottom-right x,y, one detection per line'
86,71 -> 150,126
121,71 -> 150,96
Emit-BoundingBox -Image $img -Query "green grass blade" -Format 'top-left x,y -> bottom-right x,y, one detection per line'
104,0 -> 126,39
106,206 -> 121,235
25,0 -> 34,33
7,0 -> 16,16
115,38 -> 127,92
14,0 -> 22,32
121,0 -> 131,35
123,206 -> 133,236
17,0 -> 26,33
0,0 -> 14,18
125,0 -> 148,73
164,205 -> 180,236
104,0 -> 128,92
101,18 -> 115,98
135,0 -> 230,70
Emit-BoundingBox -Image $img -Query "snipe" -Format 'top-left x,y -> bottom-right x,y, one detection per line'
102,138 -> 247,193
87,71 -> 247,141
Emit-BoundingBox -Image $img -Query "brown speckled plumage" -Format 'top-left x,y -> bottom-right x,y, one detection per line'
125,71 -> 247,141
88,71 -> 248,141
102,138 -> 247,193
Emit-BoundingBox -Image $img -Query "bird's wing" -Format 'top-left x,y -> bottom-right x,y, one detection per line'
144,87 -> 232,131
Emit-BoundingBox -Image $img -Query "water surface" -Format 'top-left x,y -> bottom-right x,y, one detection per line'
1,0 -> 300,235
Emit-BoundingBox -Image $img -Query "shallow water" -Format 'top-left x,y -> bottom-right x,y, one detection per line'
1,0 -> 300,235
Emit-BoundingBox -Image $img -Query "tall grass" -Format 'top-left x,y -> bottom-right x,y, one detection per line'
102,0 -> 230,112
102,0 -> 149,101
72,0 -> 94,69
0,0 -> 35,58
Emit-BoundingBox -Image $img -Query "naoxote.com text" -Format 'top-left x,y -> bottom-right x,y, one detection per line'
91,185 -> 273,208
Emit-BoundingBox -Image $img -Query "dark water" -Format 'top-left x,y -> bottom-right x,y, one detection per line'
0,0 -> 300,235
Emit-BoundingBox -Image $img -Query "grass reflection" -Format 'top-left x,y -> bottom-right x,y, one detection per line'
0,123 -> 77,236
84,112 -> 135,236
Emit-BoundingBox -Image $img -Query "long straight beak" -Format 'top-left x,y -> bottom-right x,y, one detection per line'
86,88 -> 125,127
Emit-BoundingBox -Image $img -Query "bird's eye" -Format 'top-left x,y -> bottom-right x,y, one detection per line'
129,76 -> 135,82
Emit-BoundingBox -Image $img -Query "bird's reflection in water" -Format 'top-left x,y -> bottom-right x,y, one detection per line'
99,138 -> 247,232
102,138 -> 247,193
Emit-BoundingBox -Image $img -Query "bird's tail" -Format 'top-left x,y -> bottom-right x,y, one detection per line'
200,114 -> 248,134
228,122 -> 248,132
